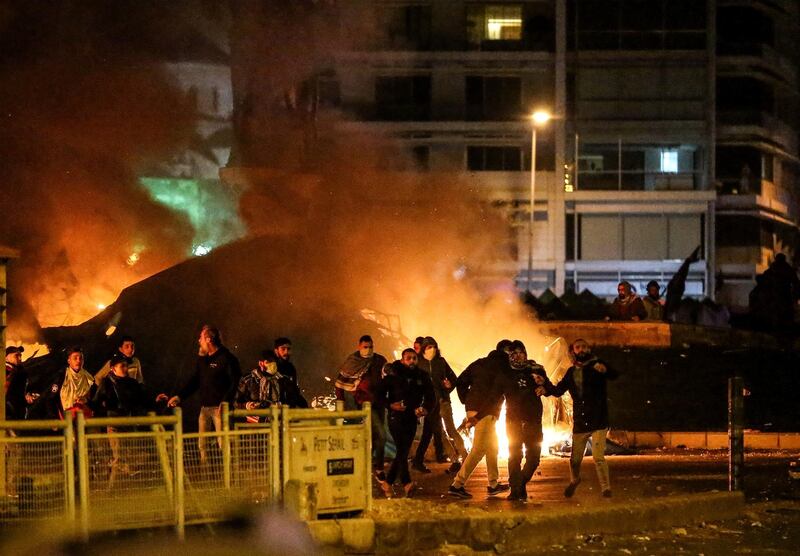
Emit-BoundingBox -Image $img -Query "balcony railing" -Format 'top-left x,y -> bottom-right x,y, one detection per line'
577,171 -> 701,191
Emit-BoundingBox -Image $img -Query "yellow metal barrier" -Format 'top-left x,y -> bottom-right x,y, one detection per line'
0,418 -> 74,523
76,411 -> 183,537
1,403 -> 371,533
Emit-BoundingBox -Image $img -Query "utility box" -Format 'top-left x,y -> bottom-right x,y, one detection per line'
281,404 -> 371,516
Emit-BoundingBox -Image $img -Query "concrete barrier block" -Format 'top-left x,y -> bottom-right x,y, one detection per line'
746,433 -> 779,450
308,520 -> 342,547
469,515 -> 504,549
339,518 -> 374,553
669,432 -> 707,448
705,433 -> 727,449
375,519 -> 409,553
778,434 -> 800,449
440,516 -> 471,545
407,519 -> 444,551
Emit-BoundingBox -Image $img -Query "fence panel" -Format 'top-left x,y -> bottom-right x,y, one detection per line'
0,420 -> 73,524
77,413 -> 181,534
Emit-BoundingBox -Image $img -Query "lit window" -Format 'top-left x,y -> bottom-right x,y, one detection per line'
486,5 -> 522,40
660,150 -> 678,173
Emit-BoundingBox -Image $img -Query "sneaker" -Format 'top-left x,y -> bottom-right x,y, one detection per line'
380,481 -> 394,499
436,456 -> 451,463
446,461 -> 462,475
447,485 -> 473,499
564,478 -> 581,498
411,462 -> 432,474
506,492 -> 520,501
487,483 -> 510,496
602,489 -> 612,498
403,482 -> 417,498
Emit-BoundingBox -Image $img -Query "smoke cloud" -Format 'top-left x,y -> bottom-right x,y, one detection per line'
0,1 -> 203,334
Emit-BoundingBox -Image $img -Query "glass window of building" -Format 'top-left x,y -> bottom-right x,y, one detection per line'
660,150 -> 678,174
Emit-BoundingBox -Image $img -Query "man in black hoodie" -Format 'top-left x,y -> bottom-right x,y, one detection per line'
448,340 -> 512,500
503,340 -> 548,501
541,338 -> 617,498
374,348 -> 435,498
412,336 -> 456,473
168,325 -> 241,463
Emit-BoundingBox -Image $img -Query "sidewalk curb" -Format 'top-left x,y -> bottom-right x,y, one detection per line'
306,491 -> 744,554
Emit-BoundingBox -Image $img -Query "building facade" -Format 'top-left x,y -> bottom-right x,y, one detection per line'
330,0 -> 799,307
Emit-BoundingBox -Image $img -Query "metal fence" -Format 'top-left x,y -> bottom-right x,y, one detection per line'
0,419 -> 75,524
1,404 -> 371,536
76,412 -> 183,536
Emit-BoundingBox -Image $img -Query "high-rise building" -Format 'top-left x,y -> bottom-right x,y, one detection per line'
329,0 -> 798,309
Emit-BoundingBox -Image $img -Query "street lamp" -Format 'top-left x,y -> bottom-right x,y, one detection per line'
527,110 -> 551,293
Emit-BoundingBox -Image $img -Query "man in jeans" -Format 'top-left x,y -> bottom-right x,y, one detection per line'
447,340 -> 512,499
169,325 -> 241,463
541,338 -> 617,498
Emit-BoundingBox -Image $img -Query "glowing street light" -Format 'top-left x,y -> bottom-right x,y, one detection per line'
527,110 -> 552,293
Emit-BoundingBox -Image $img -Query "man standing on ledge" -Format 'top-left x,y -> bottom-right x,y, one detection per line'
169,325 -> 241,463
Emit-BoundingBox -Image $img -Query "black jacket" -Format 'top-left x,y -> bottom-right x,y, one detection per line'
235,368 -> 308,409
456,349 -> 508,419
277,358 -> 298,384
178,346 -> 241,407
545,357 -> 617,433
375,361 -> 435,420
93,374 -> 150,417
502,362 -> 548,423
5,362 -> 27,420
417,355 -> 457,402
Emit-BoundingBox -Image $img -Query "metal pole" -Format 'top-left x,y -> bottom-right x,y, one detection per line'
728,375 -> 744,491
174,407 -> 185,540
221,402 -> 231,489
527,126 -> 537,293
77,412 -> 89,540
64,414 -> 76,524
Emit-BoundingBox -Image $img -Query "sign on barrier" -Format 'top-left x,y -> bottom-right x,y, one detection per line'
281,403 -> 372,515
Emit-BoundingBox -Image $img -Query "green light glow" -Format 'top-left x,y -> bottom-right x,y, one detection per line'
139,177 -> 246,256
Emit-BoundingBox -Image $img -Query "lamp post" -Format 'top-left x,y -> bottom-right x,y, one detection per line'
527,110 -> 551,293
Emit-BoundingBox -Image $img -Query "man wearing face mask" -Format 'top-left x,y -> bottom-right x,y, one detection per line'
540,338 -> 617,498
412,337 -> 465,474
236,350 -> 307,417
374,348 -> 435,498
502,340 -> 548,501
334,335 -> 389,476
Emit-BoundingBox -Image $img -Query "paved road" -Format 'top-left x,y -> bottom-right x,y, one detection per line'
376,450 -> 800,509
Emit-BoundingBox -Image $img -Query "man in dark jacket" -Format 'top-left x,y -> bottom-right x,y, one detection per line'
5,346 -> 27,420
273,337 -> 298,384
93,353 -> 153,486
607,281 -> 647,321
502,340 -> 548,501
168,325 -> 241,463
412,336 -> 457,472
541,338 -> 617,498
333,335 -> 388,474
448,340 -> 512,500
374,348 -> 435,498
236,350 -> 307,413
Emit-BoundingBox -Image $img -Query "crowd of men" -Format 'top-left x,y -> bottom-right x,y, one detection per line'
5,325 -> 615,502
334,334 -> 616,501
